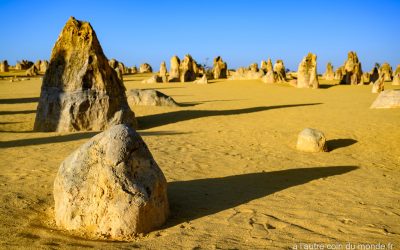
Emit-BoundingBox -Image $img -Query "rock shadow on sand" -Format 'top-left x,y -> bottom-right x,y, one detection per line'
0,97 -> 39,104
0,110 -> 36,115
0,131 -> 185,148
166,166 -> 357,227
327,139 -> 358,151
139,103 -> 321,130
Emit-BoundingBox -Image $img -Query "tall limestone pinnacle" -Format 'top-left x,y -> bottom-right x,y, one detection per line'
34,17 -> 136,132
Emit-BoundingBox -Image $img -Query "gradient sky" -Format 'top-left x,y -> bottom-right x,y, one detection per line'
0,0 -> 399,73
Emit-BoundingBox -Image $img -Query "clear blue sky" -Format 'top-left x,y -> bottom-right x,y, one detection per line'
0,0 -> 399,73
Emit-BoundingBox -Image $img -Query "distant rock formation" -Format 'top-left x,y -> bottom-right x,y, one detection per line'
108,59 -> 125,81
212,56 -> 227,79
334,66 -> 344,81
139,63 -> 153,73
194,74 -> 208,84
180,54 -> 196,82
273,59 -> 286,82
141,75 -> 159,84
15,60 -> 33,70
229,66 -> 264,80
34,17 -> 136,132
324,62 -> 334,80
260,60 -> 268,73
159,61 -> 168,83
369,67 -> 380,84
108,58 -> 118,69
26,65 -> 39,76
168,55 -> 180,82
340,51 -> 362,85
119,62 -> 129,74
379,63 -> 392,82
392,65 -> 400,85
39,60 -> 49,72
54,124 -> 169,240
0,60 -> 9,72
127,89 -> 179,106
296,53 -> 319,88
130,66 -> 138,74
372,76 -> 385,93
261,58 -> 275,84
249,63 -> 258,72
360,72 -> 370,85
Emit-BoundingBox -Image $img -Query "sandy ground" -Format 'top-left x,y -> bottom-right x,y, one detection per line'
0,74 -> 399,249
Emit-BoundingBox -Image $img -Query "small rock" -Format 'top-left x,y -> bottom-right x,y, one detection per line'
296,128 -> 327,152
141,75 -> 159,84
127,89 -> 179,107
194,74 -> 208,84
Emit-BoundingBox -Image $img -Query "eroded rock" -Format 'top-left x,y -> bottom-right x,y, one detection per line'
127,89 -> 179,106
370,90 -> 400,108
296,128 -> 327,153
296,53 -> 319,88
34,17 -> 136,132
54,124 -> 169,240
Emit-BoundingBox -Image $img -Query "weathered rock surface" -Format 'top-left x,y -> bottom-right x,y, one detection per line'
359,72 -> 370,85
296,128 -> 327,153
212,56 -> 227,79
168,55 -> 180,82
0,60 -> 9,72
249,63 -> 258,72
34,60 -> 42,70
392,65 -> 400,85
340,51 -> 362,85
296,53 -> 319,88
370,90 -> 400,108
371,77 -> 385,93
194,74 -> 208,84
260,60 -> 268,73
158,61 -> 168,83
141,75 -> 159,84
379,63 -> 392,82
261,72 -> 275,84
334,66 -> 344,81
54,124 -> 169,240
26,65 -> 39,76
369,67 -> 380,84
39,60 -> 49,72
15,60 -> 33,70
228,67 -> 264,80
324,62 -> 334,80
34,17 -> 136,132
108,59 -> 118,69
127,89 -> 179,107
139,63 -> 152,73
130,66 -> 138,74
180,54 -> 196,82
273,60 -> 286,82
261,58 -> 275,84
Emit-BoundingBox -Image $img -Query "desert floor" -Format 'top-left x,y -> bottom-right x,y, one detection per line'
0,74 -> 399,249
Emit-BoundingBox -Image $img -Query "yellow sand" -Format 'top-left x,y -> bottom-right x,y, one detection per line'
0,75 -> 399,249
